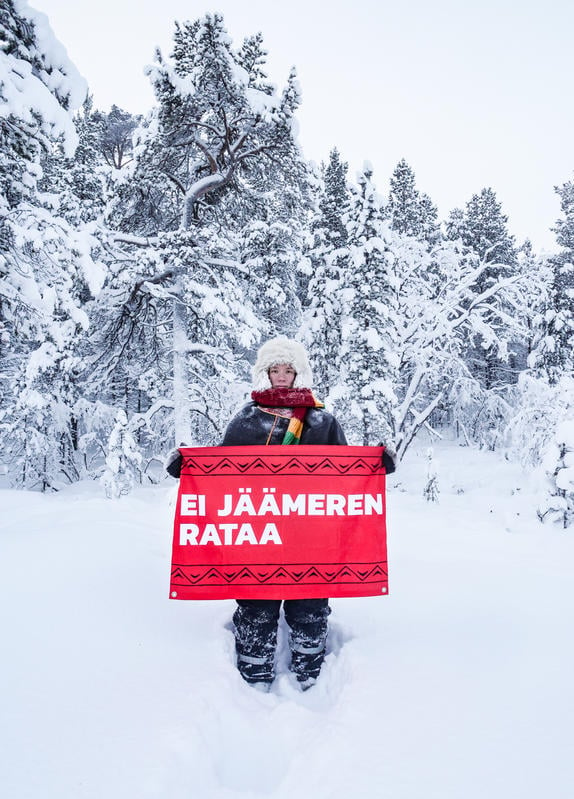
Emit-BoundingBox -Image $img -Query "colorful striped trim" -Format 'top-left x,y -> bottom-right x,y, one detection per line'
281,395 -> 324,445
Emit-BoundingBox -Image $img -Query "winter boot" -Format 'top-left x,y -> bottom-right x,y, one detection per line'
284,598 -> 330,687
233,600 -> 281,686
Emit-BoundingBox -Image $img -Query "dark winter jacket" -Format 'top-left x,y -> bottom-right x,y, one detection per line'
166,402 -> 396,476
221,402 -> 348,447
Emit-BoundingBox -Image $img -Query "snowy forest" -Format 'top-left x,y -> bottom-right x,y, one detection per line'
1,1 -> 573,526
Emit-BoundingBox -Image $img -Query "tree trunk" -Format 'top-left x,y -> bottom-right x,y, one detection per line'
173,284 -> 192,446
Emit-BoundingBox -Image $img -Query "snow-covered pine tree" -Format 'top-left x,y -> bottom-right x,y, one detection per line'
334,163 -> 399,446
101,409 -> 143,498
388,233 -> 466,458
300,148 -> 348,306
98,14 -> 308,449
423,448 -> 440,502
538,419 -> 574,529
237,218 -> 302,339
530,178 -> 574,384
512,241 -> 548,366
446,187 -> 518,391
387,159 -> 439,243
319,148 -> 349,249
553,176 -> 574,254
507,187 -> 574,520
302,161 -> 520,460
39,95 -> 107,226
0,0 -> 107,489
389,228 -> 526,458
444,188 -> 527,448
97,105 -> 140,170
1,0 -> 84,363
302,148 -> 350,400
229,33 -> 312,334
0,0 -> 84,206
3,200 -> 107,489
448,188 -> 517,271
507,372 -> 574,467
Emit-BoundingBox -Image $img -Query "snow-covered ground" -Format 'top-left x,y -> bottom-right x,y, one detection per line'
2,438 -> 573,799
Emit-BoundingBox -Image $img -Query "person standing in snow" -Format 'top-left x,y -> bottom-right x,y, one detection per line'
167,337 -> 396,690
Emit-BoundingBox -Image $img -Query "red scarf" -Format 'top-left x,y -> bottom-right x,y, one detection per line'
251,388 -> 324,444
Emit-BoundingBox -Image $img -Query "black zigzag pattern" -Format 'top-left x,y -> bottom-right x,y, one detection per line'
171,562 -> 387,587
181,454 -> 380,477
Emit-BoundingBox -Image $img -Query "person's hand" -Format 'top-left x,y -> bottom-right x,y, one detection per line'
165,445 -> 184,478
377,443 -> 397,474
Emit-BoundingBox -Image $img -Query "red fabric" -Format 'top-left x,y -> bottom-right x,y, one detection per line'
250,389 -> 322,442
170,445 -> 388,600
251,387 -> 318,407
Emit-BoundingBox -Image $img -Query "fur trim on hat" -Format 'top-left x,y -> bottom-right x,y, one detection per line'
252,337 -> 313,390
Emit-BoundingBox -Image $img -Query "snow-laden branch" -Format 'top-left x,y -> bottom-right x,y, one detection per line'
397,390 -> 445,460
112,233 -> 160,248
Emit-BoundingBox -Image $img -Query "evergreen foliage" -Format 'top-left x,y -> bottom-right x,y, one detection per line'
531,179 -> 574,384
423,448 -> 440,503
1,3 -> 572,527
101,409 -> 143,498
97,105 -> 140,170
91,13 -> 310,450
538,419 -> 574,529
334,164 -> 399,446
303,149 -> 350,398
387,158 -> 439,242
0,0 -> 103,489
319,148 -> 349,247
445,187 -> 521,447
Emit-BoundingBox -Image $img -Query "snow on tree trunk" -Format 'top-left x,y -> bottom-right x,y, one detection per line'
172,279 -> 192,446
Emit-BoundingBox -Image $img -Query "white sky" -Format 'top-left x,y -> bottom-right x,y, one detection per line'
32,0 -> 574,251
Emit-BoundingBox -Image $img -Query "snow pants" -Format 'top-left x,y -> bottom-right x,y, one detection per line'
233,598 -> 331,685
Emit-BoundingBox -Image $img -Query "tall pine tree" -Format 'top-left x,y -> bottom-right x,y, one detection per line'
387,159 -> 439,243
303,148 -> 350,399
334,164 -> 399,446
0,0 -> 106,488
446,187 -> 518,393
96,14 -> 309,446
534,178 -> 574,383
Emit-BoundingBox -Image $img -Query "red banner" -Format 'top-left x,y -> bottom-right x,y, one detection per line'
170,445 -> 388,600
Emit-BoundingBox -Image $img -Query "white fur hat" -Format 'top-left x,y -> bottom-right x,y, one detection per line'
252,337 -> 313,390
